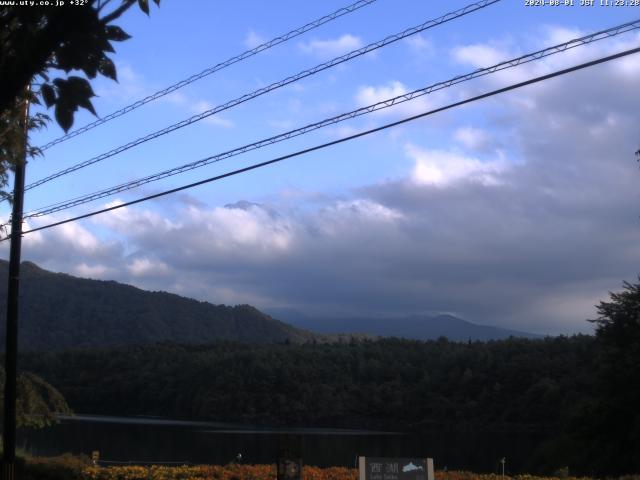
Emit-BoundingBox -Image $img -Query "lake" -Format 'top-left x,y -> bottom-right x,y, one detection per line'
18,414 -> 548,473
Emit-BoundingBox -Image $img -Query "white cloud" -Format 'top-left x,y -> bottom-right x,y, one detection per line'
328,124 -> 367,139
355,81 -> 441,117
94,200 -> 180,239
320,199 -> 403,229
164,91 -> 188,106
407,144 -> 508,187
163,94 -> 234,128
405,34 -> 433,55
452,44 -> 509,68
244,30 -> 266,49
127,257 -> 171,278
73,262 -> 116,279
190,100 -> 234,128
449,27 -> 640,92
94,63 -> 148,103
299,34 -> 363,58
59,222 -> 101,252
117,64 -> 142,85
454,127 -> 492,151
183,202 -> 295,255
357,80 -> 408,104
543,26 -> 584,45
9,213 -> 124,279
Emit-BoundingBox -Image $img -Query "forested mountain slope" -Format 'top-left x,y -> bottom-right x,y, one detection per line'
0,260 -> 314,350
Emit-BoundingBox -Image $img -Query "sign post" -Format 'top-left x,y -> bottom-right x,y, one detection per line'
358,457 -> 434,480
277,440 -> 302,480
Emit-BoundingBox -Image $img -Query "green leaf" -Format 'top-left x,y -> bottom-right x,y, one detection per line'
65,76 -> 96,98
138,0 -> 149,15
101,39 -> 116,54
51,76 -> 98,130
98,56 -> 117,81
41,84 -> 56,107
81,53 -> 100,79
55,37 -> 92,72
28,113 -> 50,132
77,97 -> 97,116
66,77 -> 97,115
105,25 -> 131,42
54,103 -> 75,133
27,89 -> 41,104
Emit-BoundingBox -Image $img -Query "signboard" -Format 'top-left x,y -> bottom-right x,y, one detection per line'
358,457 -> 434,480
277,457 -> 302,480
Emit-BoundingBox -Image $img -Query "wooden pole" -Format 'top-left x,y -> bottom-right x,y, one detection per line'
2,86 -> 30,480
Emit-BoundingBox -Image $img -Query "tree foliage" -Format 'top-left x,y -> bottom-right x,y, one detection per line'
0,367 -> 72,429
0,0 -> 159,196
0,89 -> 50,202
0,0 -> 159,130
578,280 -> 640,475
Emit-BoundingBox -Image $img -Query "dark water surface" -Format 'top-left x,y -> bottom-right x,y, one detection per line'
18,415 -> 547,473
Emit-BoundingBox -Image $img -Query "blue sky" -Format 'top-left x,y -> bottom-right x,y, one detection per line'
3,0 -> 640,334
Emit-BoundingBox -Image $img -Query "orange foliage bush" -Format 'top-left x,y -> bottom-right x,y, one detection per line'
80,465 -> 604,480
435,472 -> 596,480
82,464 -> 357,480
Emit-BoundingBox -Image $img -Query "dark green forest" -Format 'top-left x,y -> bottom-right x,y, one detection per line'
19,336 -> 595,433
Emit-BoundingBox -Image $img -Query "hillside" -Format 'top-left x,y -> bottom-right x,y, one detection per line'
0,260 -> 538,351
269,310 -> 541,341
0,261 -> 314,351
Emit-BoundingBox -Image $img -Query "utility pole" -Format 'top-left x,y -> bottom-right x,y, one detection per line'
2,86 -> 30,480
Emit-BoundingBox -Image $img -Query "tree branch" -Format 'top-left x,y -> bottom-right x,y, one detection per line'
100,0 -> 136,24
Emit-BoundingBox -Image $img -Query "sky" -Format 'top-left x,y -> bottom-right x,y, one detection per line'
2,0 -> 640,335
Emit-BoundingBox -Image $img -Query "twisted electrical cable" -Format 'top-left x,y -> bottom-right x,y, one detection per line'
23,19 -> 640,219
25,0 -> 501,191
37,0 -> 380,151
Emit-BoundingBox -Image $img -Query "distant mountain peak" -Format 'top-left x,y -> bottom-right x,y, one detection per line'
267,309 -> 542,341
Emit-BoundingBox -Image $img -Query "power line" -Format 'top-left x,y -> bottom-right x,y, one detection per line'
37,0 -> 379,152
9,45 -> 639,241
24,0 -> 501,192
23,19 -> 640,219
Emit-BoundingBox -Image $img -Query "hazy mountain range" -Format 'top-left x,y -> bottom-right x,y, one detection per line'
268,308 -> 541,341
0,260 -> 539,351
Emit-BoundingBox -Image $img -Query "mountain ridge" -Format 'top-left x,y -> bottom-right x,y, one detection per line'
0,260 -> 540,351
0,260 -> 314,350
267,308 -> 542,341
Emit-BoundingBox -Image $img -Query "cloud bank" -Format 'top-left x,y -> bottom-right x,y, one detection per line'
10,28 -> 640,335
